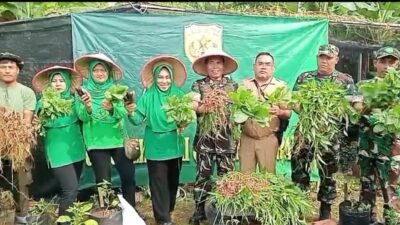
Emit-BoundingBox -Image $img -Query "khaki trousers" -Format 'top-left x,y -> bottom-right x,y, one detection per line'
17,166 -> 32,215
0,159 -> 32,215
239,118 -> 280,174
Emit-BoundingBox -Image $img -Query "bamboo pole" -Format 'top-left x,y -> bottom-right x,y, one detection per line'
140,2 -> 400,30
2,2 -> 400,30
329,20 -> 400,29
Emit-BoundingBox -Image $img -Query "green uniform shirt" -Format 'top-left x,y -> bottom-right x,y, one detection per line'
36,98 -> 86,168
76,99 -> 127,150
128,110 -> 184,160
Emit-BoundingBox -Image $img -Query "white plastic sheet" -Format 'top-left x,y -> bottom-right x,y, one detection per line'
118,194 -> 146,225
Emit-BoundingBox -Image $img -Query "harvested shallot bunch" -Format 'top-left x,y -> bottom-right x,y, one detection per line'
0,110 -> 37,171
198,88 -> 231,139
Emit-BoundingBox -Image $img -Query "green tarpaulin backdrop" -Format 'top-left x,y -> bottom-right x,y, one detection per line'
71,12 -> 327,188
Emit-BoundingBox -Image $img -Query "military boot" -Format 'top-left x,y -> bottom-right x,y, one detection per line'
319,202 -> 331,220
189,201 -> 206,225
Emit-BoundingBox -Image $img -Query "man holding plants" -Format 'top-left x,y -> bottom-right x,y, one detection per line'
356,46 -> 400,224
239,51 -> 291,174
291,44 -> 358,220
0,52 -> 37,219
189,48 -> 238,225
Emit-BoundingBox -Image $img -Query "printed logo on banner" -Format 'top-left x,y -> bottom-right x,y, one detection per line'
184,23 -> 223,62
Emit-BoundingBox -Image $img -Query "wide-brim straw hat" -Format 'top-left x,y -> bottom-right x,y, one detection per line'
192,48 -> 238,76
140,55 -> 187,88
74,53 -> 123,81
32,66 -> 83,93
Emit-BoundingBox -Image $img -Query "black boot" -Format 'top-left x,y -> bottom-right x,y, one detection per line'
319,202 -> 331,220
189,201 -> 206,225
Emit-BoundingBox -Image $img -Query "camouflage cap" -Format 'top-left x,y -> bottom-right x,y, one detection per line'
0,52 -> 24,69
317,44 -> 339,57
375,46 -> 400,60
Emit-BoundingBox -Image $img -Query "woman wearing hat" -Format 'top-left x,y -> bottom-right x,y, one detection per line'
189,48 -> 239,225
126,55 -> 188,225
32,66 -> 86,217
74,53 -> 136,207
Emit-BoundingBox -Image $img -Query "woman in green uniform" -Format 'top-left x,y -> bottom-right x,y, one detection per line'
74,53 -> 136,207
126,55 -> 188,225
32,66 -> 86,216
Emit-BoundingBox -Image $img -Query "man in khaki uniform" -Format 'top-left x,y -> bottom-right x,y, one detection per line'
239,52 -> 291,174
0,52 -> 36,219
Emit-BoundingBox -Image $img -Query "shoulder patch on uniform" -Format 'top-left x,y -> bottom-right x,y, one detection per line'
242,78 -> 253,85
338,72 -> 354,82
274,77 -> 287,84
296,70 -> 317,83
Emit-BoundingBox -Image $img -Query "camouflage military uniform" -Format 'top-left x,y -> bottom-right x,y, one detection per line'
291,69 -> 357,199
357,47 -> 400,223
191,75 -> 238,218
291,43 -> 358,220
358,115 -> 393,222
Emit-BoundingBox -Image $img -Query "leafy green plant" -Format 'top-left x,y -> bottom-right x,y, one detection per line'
343,200 -> 371,213
228,86 -> 293,140
93,180 -> 120,212
163,93 -> 196,132
0,2 -> 114,21
28,198 -> 58,221
357,68 -> 400,137
291,79 -> 356,169
372,105 -> 400,137
357,67 -> 400,110
56,202 -> 98,225
39,87 -> 73,121
267,86 -> 292,108
209,171 -> 313,225
104,84 -> 128,103
386,208 -> 400,225
228,86 -> 271,126
37,87 -> 73,135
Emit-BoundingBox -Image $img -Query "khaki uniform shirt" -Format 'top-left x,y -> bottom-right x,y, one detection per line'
242,77 -> 288,100
241,77 -> 288,138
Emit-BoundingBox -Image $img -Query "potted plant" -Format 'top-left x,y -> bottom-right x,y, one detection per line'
0,190 -> 16,225
338,180 -> 370,225
338,200 -> 370,225
56,202 -> 98,225
386,209 -> 400,225
25,198 -> 58,225
89,180 -> 122,225
207,171 -> 314,225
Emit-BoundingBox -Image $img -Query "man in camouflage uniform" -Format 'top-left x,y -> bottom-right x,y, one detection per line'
357,46 -> 400,224
239,51 -> 291,174
291,44 -> 358,220
189,49 -> 239,225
